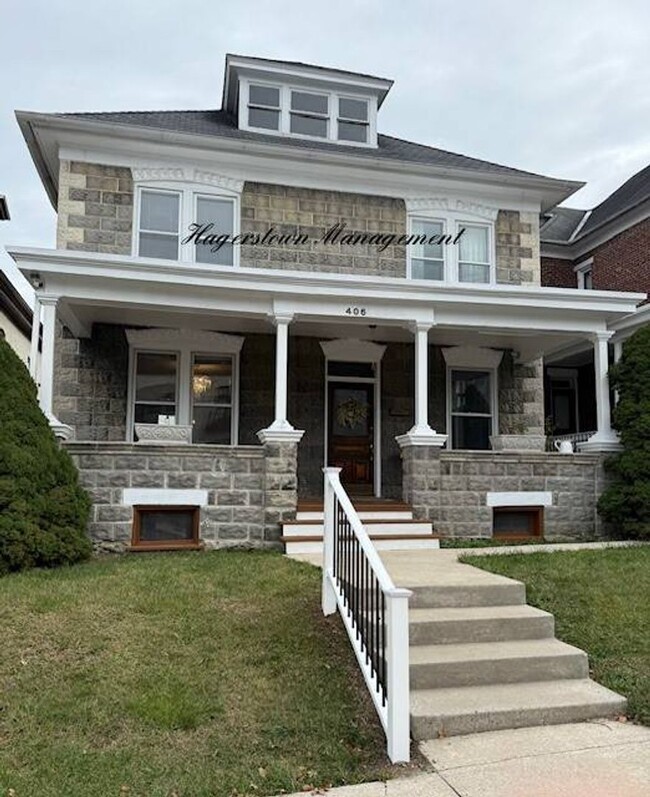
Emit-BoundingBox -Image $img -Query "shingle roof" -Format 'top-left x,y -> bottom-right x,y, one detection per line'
539,206 -> 586,242
225,53 -> 392,86
579,163 -> 650,236
57,108 -> 551,180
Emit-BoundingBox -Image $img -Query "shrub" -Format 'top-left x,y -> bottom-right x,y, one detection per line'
0,338 -> 91,574
598,325 -> 650,539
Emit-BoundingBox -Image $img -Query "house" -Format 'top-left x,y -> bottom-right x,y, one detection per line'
1,195 -> 34,364
8,54 -> 645,552
541,165 -> 650,443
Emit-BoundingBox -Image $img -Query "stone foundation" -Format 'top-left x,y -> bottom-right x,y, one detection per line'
66,442 -> 298,552
401,446 -> 609,540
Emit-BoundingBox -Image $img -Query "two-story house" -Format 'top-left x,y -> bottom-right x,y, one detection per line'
9,55 -> 644,552
541,165 -> 649,443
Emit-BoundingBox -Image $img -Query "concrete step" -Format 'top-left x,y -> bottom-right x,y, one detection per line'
409,638 -> 589,689
284,535 -> 440,556
409,604 -> 554,646
408,581 -> 526,609
410,678 -> 627,739
296,510 -> 413,521
282,519 -> 431,538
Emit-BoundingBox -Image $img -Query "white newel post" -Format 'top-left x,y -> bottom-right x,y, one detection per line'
38,296 -> 73,440
396,321 -> 447,448
321,467 -> 340,616
29,297 -> 41,381
386,587 -> 412,763
579,331 -> 620,452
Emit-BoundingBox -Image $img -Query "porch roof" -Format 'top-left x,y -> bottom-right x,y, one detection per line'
9,246 -> 645,362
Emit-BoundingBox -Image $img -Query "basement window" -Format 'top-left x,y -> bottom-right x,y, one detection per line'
492,507 -> 543,539
132,506 -> 200,550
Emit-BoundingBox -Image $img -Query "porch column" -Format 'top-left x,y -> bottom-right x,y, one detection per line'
39,295 -> 73,440
257,313 -> 304,444
579,331 -> 620,452
396,322 -> 447,448
29,296 -> 41,380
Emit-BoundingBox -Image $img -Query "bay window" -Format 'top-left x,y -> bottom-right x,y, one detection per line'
449,368 -> 494,450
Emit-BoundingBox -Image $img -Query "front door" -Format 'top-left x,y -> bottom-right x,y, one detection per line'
328,382 -> 374,494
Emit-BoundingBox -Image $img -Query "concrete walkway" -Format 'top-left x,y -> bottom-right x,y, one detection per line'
276,721 -> 650,797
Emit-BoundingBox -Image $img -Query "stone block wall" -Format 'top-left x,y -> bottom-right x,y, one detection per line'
57,161 -> 133,253
402,446 -> 608,539
498,352 -> 545,436
496,210 -> 541,286
67,442 -> 280,551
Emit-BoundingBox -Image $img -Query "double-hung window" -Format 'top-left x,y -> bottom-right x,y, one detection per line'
248,84 -> 281,131
133,351 -> 179,427
337,97 -> 369,143
410,218 -> 446,281
449,369 -> 494,450
136,185 -> 238,266
290,90 -> 329,138
458,223 -> 490,284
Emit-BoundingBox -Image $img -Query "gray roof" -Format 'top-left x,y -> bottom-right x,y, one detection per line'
539,206 -> 586,242
225,53 -> 393,86
579,163 -> 650,236
57,108 -> 552,180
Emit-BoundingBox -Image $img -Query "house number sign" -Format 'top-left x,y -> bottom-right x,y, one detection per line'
344,306 -> 368,317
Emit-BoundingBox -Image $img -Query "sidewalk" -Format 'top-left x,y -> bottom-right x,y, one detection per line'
277,720 -> 650,797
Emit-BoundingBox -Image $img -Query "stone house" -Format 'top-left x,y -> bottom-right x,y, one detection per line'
9,54 -> 645,551
541,165 -> 650,444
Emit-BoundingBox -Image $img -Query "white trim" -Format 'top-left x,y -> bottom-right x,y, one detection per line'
442,345 -> 505,369
574,257 -> 594,290
320,338 -> 386,363
126,327 -> 244,353
487,491 -> 553,507
122,488 -> 208,506
405,196 -> 499,221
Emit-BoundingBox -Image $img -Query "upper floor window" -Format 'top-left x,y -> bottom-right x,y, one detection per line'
575,259 -> 594,289
408,213 -> 494,285
242,80 -> 375,146
135,184 -> 238,266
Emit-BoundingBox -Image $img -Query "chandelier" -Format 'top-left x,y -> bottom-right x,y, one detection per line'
192,375 -> 212,397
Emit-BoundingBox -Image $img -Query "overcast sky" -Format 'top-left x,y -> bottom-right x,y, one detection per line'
2,0 -> 649,305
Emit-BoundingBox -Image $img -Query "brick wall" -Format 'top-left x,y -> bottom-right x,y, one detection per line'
57,161 -> 133,253
401,447 -> 610,540
541,256 -> 575,288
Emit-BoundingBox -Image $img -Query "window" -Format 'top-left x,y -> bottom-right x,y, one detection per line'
458,223 -> 490,283
248,84 -> 281,130
338,97 -> 369,143
450,369 -> 493,450
138,190 -> 180,260
493,507 -> 543,539
410,218 -> 445,280
191,354 -> 234,443
136,185 -> 237,266
132,506 -> 200,549
290,90 -> 329,138
576,259 -> 594,289
133,352 -> 178,433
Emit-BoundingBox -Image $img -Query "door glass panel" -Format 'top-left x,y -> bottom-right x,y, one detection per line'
192,355 -> 233,444
327,360 -> 375,378
331,387 -> 371,437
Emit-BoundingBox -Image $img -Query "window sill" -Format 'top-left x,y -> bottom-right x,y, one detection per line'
129,542 -> 203,553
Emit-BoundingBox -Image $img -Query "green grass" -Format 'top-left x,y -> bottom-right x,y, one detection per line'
461,546 -> 650,725
0,551 -> 397,797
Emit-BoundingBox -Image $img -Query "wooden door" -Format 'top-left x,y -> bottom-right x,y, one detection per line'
328,382 -> 374,493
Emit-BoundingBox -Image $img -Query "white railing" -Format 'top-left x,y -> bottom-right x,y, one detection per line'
321,467 -> 412,763
547,431 -> 595,451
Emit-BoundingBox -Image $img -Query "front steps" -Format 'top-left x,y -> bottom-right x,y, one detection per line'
377,553 -> 627,741
282,500 -> 440,556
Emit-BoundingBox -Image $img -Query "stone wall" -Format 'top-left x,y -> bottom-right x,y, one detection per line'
498,353 -> 545,436
402,447 -> 609,539
67,442 -> 284,551
57,161 -> 133,253
495,210 -> 541,286
240,182 -> 406,277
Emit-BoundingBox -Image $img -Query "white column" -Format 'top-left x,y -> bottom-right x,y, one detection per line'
29,297 -> 41,380
38,296 -> 73,440
396,322 -> 447,448
257,313 -> 304,443
579,331 -> 620,452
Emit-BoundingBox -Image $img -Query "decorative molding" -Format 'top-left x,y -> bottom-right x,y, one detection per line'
442,345 -> 505,369
192,169 -> 244,193
126,327 -> 244,354
132,166 -> 188,183
134,423 -> 193,444
405,196 -> 499,221
486,491 -> 553,507
396,430 -> 448,448
131,165 -> 243,194
320,338 -> 386,363
257,425 -> 305,444
122,488 -> 208,506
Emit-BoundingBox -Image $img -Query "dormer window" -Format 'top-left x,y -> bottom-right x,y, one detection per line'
338,97 -> 369,143
248,84 -> 281,131
290,90 -> 329,138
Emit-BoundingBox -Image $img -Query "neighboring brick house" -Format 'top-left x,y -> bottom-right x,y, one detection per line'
8,54 -> 644,551
540,166 -> 650,441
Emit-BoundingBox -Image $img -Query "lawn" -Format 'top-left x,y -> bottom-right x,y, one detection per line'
0,551 -> 396,797
462,546 -> 650,725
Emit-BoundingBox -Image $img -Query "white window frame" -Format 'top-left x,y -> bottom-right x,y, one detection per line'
575,258 -> 594,290
239,78 -> 378,147
336,95 -> 370,144
407,212 -> 496,285
133,182 -> 240,266
125,329 -> 244,445
247,83 -> 282,131
446,366 -> 499,451
289,88 -> 330,138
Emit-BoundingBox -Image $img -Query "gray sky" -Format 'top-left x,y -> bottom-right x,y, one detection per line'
2,0 -> 649,306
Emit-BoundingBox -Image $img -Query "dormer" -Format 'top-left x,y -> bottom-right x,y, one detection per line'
222,54 -> 393,149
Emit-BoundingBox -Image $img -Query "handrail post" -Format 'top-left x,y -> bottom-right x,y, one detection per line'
321,467 -> 341,616
386,587 -> 412,763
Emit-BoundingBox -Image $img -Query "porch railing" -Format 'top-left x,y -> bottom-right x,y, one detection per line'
321,467 -> 412,763
546,431 -> 596,451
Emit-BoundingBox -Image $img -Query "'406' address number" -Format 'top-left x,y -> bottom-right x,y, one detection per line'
344,306 -> 367,316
